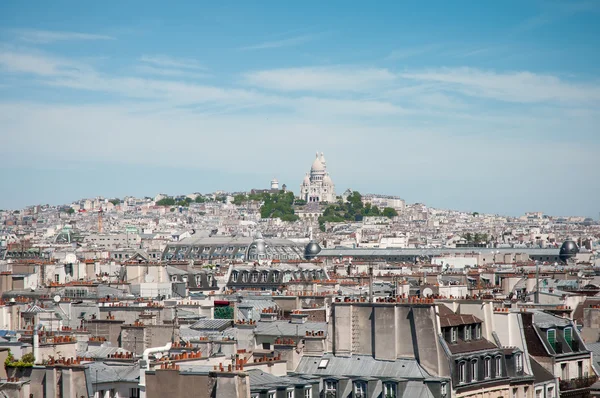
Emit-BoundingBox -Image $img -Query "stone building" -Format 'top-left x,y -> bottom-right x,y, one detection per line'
300,152 -> 335,203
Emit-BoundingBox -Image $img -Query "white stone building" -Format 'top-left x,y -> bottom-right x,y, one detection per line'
300,152 -> 336,203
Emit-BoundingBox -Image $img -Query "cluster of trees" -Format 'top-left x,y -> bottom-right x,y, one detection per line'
318,191 -> 398,231
462,232 -> 489,244
155,195 -> 218,207
260,191 -> 299,222
109,198 -> 120,206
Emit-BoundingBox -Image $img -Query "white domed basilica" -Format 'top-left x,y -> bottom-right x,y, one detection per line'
300,152 -> 336,203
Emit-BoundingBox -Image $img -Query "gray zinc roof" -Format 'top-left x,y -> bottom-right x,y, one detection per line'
295,354 -> 430,380
255,320 -> 327,337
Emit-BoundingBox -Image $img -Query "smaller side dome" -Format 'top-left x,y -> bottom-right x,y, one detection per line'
323,173 -> 333,185
304,240 -> 321,259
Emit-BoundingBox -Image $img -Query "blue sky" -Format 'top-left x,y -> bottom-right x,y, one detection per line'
1,1 -> 599,216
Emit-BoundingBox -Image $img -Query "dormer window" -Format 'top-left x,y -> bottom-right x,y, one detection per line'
458,361 -> 466,383
451,327 -> 457,343
353,381 -> 367,398
515,353 -> 523,373
495,355 -> 503,377
464,325 -> 471,341
484,357 -> 491,379
232,271 -> 238,282
476,324 -> 482,339
440,382 -> 447,397
471,359 -> 478,381
383,382 -> 397,398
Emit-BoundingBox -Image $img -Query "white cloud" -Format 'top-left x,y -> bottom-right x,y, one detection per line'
244,66 -> 396,92
139,55 -> 205,70
240,34 -> 318,51
14,29 -> 115,44
401,67 -> 600,104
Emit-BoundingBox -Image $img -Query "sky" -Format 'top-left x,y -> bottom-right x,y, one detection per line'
0,1 -> 599,217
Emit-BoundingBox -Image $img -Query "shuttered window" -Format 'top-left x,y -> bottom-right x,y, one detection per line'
564,327 -> 573,349
547,329 -> 556,350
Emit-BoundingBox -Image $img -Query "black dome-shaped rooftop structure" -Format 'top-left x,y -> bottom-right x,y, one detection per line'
304,240 -> 321,260
559,240 -> 579,263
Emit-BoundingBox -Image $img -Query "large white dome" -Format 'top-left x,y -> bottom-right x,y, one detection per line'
311,156 -> 325,172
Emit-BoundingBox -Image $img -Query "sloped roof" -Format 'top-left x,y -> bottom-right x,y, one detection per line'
255,320 -> 327,337
189,319 -> 233,331
295,354 -> 430,379
87,361 -> 139,384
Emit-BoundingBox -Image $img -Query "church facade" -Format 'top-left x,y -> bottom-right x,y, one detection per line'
300,152 -> 336,203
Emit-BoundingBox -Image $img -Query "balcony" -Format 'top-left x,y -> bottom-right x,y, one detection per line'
559,376 -> 598,392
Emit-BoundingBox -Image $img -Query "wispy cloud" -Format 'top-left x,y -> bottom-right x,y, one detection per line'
401,67 -> 600,104
244,66 -> 396,92
14,29 -> 115,44
139,55 -> 205,70
240,33 -> 319,51
135,65 -> 211,79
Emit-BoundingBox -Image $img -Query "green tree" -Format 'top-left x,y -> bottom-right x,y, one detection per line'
156,198 -> 175,206
232,194 -> 248,205
194,195 -> 206,203
260,191 -> 299,221
109,198 -> 121,206
66,208 -> 75,215
382,207 -> 398,218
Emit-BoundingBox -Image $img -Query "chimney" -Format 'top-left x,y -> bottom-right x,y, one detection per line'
290,312 -> 308,324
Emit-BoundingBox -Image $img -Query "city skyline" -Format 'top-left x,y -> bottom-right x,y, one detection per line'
1,1 -> 599,216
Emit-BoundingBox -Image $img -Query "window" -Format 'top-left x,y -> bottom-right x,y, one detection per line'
515,353 -> 523,373
564,327 -> 573,349
458,361 -> 466,383
451,327 -> 458,343
484,357 -> 491,379
535,388 -> 543,398
353,381 -> 367,398
512,388 -> 518,398
476,324 -> 482,339
547,386 -> 555,398
464,325 -> 471,341
383,383 -> 396,398
578,361 -> 583,378
471,359 -> 478,381
547,329 -> 556,350
286,390 -> 293,398
495,355 -> 502,377
268,392 -> 276,398
54,274 -> 60,283
440,382 -> 447,397
130,388 -> 140,398
561,363 -> 568,380
318,359 -> 329,369
232,271 -> 238,282
304,387 -> 312,398
325,380 -> 337,397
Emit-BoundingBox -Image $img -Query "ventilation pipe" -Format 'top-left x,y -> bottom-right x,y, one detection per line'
139,342 -> 172,398
33,324 -> 43,364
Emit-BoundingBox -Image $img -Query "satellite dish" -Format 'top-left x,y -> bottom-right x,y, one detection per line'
102,275 -> 108,282
10,298 -> 15,303
53,295 -> 61,303
422,287 -> 434,297
577,271 -> 584,278
144,274 -> 155,283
